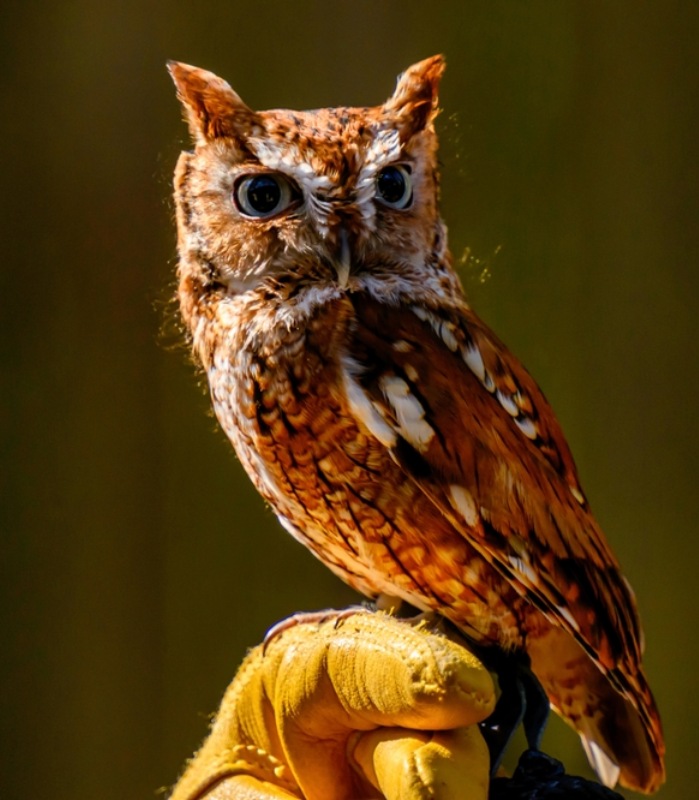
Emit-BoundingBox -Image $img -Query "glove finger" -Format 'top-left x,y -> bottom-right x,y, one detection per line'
274,613 -> 495,800
352,726 -> 490,800
277,612 -> 496,734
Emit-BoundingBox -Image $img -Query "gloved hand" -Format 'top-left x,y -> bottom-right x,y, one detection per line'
169,610 -> 496,800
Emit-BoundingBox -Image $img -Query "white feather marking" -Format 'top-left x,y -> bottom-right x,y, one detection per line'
411,306 -> 429,323
409,306 -> 459,353
507,554 -> 538,587
341,359 -> 397,447
410,310 -> 505,402
556,605 -> 581,633
248,140 -> 332,194
448,485 -> 479,527
580,736 -> 621,789
440,321 -> 458,352
515,416 -> 538,440
570,485 -> 585,504
392,339 -> 413,353
497,390 -> 519,417
463,343 -> 486,382
364,128 -> 402,167
379,375 -> 435,450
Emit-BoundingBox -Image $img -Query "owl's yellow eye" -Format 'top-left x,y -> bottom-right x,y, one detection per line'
376,164 -> 413,209
234,173 -> 298,218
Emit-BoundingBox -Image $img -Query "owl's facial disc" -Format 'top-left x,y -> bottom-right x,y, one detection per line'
170,56 -> 445,291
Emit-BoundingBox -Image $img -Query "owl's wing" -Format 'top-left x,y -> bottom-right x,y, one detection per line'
346,293 -> 668,790
346,293 -> 643,674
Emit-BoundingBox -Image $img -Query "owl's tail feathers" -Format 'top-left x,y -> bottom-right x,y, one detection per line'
528,628 -> 665,794
578,661 -> 665,794
575,666 -> 665,793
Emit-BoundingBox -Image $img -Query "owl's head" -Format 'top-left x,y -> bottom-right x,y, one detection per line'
170,57 -> 448,302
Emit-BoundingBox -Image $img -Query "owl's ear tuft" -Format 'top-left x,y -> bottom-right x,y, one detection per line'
384,55 -> 446,141
167,61 -> 257,145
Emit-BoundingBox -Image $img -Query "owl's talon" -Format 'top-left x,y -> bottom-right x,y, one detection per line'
263,607 -> 367,652
521,664 -> 550,752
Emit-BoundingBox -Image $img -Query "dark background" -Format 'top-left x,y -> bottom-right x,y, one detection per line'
2,2 -> 697,798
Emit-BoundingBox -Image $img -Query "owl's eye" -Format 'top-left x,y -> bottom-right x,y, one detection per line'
234,173 -> 298,218
376,164 -> 413,209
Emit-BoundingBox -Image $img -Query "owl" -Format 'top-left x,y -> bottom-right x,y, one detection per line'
168,56 -> 664,792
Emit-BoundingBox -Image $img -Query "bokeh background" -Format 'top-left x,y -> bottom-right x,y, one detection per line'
2,1 -> 697,798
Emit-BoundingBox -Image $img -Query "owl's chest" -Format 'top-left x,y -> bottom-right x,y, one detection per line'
210,302 -> 430,557
208,304 -> 376,511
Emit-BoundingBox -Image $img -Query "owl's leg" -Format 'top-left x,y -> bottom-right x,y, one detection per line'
479,665 -> 526,775
375,592 -> 404,613
520,661 -> 550,751
478,652 -> 550,775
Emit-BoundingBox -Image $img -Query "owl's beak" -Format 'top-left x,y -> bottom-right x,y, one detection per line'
334,226 -> 351,288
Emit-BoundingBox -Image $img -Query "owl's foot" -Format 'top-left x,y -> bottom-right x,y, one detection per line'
263,606 -> 368,651
478,654 -> 550,776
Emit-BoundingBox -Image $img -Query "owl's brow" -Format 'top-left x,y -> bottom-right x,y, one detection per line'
246,126 -> 406,235
355,128 -> 403,232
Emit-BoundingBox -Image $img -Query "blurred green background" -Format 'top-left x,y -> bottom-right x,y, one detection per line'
2,1 -> 697,798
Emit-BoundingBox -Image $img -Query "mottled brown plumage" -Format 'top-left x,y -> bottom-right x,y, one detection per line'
169,56 -> 665,792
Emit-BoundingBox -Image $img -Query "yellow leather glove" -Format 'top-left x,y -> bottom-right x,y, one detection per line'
169,610 -> 496,800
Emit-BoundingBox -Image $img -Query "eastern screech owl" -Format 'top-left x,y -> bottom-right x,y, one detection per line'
168,56 -> 664,792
